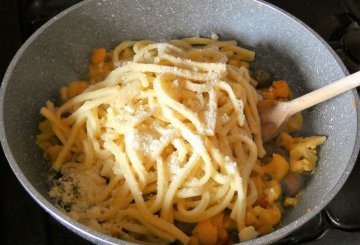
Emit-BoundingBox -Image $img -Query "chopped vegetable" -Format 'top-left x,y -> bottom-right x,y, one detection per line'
294,136 -> 327,149
66,81 -> 89,99
290,145 -> 318,173
281,172 -> 305,197
91,48 -> 107,64
272,80 -> 290,99
264,180 -> 281,203
239,226 -> 259,242
262,154 -> 289,181
283,196 -> 300,207
188,236 -> 200,245
89,48 -> 113,83
245,203 -> 281,234
192,218 -> 218,245
252,69 -> 272,88
277,132 -> 294,151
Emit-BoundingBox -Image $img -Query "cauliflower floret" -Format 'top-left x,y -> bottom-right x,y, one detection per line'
239,226 -> 259,242
277,133 -> 326,174
294,136 -> 327,149
264,180 -> 282,203
245,203 -> 281,235
290,145 -> 318,173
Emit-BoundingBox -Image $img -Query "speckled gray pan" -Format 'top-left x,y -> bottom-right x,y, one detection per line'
1,0 -> 359,244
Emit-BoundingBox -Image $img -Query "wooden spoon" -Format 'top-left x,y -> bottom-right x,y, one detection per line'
258,71 -> 360,142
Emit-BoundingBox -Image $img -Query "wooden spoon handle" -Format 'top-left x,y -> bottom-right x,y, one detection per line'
287,71 -> 360,115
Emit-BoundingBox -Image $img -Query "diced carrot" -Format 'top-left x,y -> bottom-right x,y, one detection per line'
89,48 -> 113,83
277,132 -> 294,151
272,80 -> 290,99
261,88 -> 275,100
193,218 -> 218,245
188,236 -> 200,245
60,87 -> 68,101
89,65 -> 100,82
91,48 -> 106,64
228,59 -> 242,67
211,213 -> 224,229
223,215 -> 237,230
263,154 -> 289,181
245,209 -> 259,227
67,81 -> 88,98
217,228 -> 229,245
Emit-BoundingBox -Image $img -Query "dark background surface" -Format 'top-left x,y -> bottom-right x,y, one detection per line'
1,0 -> 360,244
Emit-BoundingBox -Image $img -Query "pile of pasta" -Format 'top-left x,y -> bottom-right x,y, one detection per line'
37,36 -> 325,245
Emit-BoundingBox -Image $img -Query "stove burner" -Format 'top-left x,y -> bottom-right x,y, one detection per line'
314,0 -> 360,73
326,208 -> 360,232
342,0 -> 360,22
314,13 -> 353,42
274,212 -> 329,245
19,0 -> 82,39
342,23 -> 360,63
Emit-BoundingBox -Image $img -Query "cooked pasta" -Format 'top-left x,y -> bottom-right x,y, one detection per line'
37,36 -> 326,245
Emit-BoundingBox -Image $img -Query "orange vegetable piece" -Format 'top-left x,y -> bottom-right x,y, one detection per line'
277,132 -> 294,151
263,154 -> 289,181
217,228 -> 229,245
210,213 -> 224,229
262,89 -> 275,100
245,203 -> 281,235
67,81 -> 88,99
89,48 -> 114,83
272,80 -> 290,99
290,145 -> 317,173
91,48 -> 106,64
188,236 -> 200,245
228,59 -> 242,67
192,218 -> 218,245
283,196 -> 300,207
223,215 -> 237,230
264,180 -> 281,203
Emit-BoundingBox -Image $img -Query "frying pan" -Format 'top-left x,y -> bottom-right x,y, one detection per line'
1,0 -> 359,244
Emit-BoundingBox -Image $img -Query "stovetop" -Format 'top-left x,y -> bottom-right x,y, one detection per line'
0,0 -> 360,244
